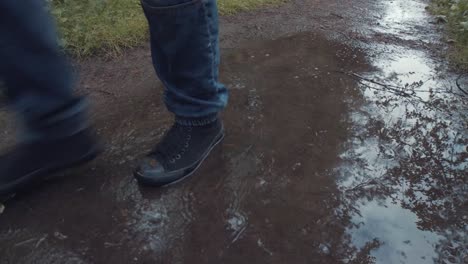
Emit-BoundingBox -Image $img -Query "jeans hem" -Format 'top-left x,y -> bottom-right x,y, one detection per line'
175,114 -> 218,126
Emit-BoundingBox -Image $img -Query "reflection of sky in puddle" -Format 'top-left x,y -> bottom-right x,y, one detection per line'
376,0 -> 430,40
348,198 -> 443,264
375,50 -> 435,86
366,45 -> 439,102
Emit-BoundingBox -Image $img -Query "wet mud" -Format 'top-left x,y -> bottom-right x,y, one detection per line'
0,0 -> 466,263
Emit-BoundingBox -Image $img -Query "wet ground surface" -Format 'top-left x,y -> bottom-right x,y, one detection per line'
0,0 -> 467,263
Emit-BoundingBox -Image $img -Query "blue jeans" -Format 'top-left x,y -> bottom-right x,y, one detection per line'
0,0 -> 88,142
0,0 -> 227,142
141,0 -> 228,125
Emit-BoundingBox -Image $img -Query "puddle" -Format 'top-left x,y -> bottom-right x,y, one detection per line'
111,180 -> 194,262
348,198 -> 443,264
339,56 -> 467,263
375,0 -> 435,41
374,46 -> 437,89
337,6 -> 468,262
0,229 -> 89,264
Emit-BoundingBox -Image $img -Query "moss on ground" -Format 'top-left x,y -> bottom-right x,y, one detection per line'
429,0 -> 468,69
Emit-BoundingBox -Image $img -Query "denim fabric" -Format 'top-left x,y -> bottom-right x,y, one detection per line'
0,0 -> 88,142
141,0 -> 228,123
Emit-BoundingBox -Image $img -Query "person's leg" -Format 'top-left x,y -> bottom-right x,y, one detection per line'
0,0 -> 99,195
134,0 -> 228,186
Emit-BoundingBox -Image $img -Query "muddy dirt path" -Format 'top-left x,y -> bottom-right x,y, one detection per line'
0,0 -> 466,263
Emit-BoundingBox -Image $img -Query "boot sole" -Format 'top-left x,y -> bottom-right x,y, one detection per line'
135,130 -> 225,187
0,146 -> 101,196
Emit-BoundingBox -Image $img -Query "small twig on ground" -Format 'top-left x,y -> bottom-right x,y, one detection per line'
14,238 -> 37,247
347,72 -> 416,97
455,73 -> 468,96
231,225 -> 247,244
35,235 -> 48,248
336,70 -> 455,113
338,70 -> 467,97
330,12 -> 344,19
104,241 -> 122,248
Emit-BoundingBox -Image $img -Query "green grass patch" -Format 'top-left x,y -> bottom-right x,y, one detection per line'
218,0 -> 283,14
429,0 -> 468,69
51,0 -> 147,58
50,0 -> 283,58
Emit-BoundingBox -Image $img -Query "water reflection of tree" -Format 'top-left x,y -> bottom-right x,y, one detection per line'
337,78 -> 467,263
